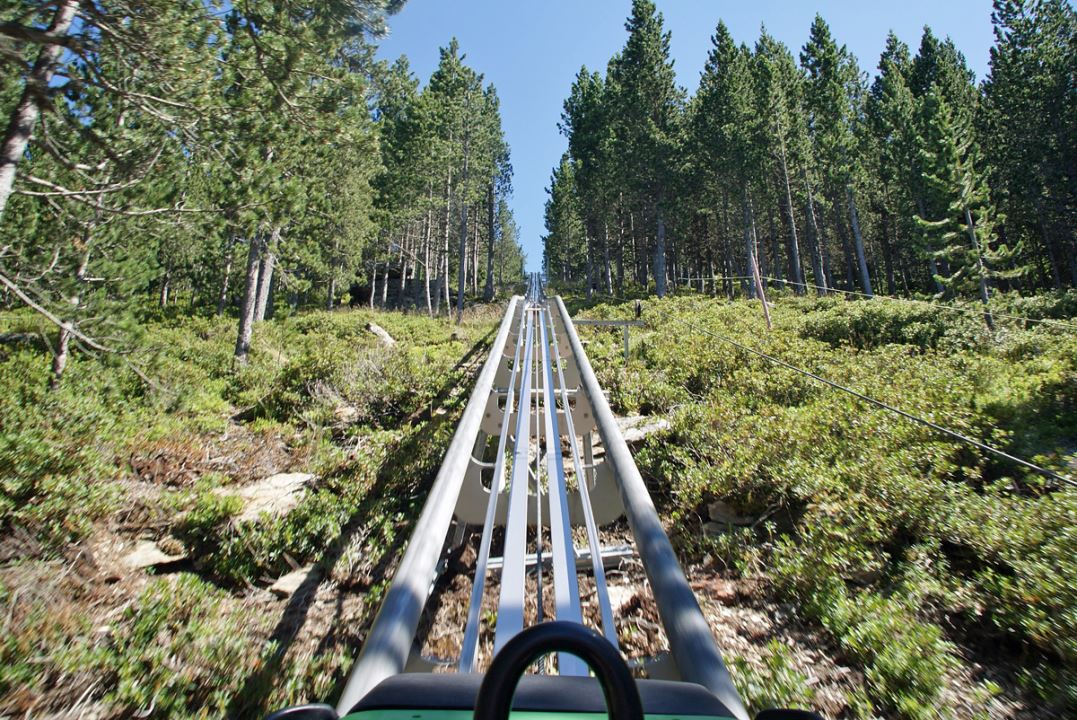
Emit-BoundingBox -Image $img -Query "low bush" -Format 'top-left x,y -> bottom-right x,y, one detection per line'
579,293 -> 1077,717
107,574 -> 269,717
730,639 -> 815,715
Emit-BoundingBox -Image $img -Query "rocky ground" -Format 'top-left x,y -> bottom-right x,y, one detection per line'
1,396 -> 1049,718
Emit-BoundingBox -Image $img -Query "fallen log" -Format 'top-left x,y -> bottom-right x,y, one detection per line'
366,321 -> 396,346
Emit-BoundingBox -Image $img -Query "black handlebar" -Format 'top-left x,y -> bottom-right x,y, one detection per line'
474,621 -> 644,720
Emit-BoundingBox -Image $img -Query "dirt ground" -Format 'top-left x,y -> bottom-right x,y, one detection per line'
1,415 -> 1050,719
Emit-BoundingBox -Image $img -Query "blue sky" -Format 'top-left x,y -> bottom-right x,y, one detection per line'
374,1 -> 997,271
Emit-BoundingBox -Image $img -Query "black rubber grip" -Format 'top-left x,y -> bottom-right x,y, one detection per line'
474,621 -> 644,720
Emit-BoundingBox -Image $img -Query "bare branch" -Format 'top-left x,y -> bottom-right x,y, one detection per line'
0,267 -> 113,353
21,173 -> 143,196
0,21 -> 84,50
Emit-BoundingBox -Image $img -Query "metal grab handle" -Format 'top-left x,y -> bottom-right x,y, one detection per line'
473,621 -> 644,720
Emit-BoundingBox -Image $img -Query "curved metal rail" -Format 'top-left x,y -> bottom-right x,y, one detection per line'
336,275 -> 748,720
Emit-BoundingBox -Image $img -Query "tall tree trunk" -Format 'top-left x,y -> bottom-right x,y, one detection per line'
455,133 -> 471,324
615,201 -> 625,294
707,246 -> 716,297
328,272 -> 337,311
369,261 -> 377,310
216,237 -> 236,316
253,226 -> 279,322
442,162 -> 453,316
654,206 -> 667,297
234,234 -> 264,364
751,194 -> 767,285
879,208 -> 896,295
471,210 -> 480,295
413,238 -> 426,309
585,221 -> 595,300
721,191 -> 735,298
767,201 -> 783,289
803,173 -> 828,295
0,0 -> 78,223
778,144 -> 805,294
602,222 -> 613,294
928,257 -> 943,294
846,184 -> 873,296
50,325 -> 71,390
381,254 -> 390,307
965,206 -> 995,330
833,201 -> 856,290
747,191 -> 771,328
159,268 -> 171,308
497,230 -> 504,288
456,199 -> 467,323
484,182 -> 496,301
442,221 -> 451,315
52,222 -> 94,388
442,248 -> 451,316
424,187 -> 434,316
742,185 -> 757,299
399,228 -> 409,304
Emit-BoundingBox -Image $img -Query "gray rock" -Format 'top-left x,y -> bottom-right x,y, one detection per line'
703,521 -> 728,537
616,415 -> 670,444
707,500 -> 753,526
270,565 -> 315,598
220,472 -> 314,523
124,540 -> 186,569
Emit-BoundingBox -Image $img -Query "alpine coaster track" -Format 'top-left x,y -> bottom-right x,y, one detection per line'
268,275 -> 818,720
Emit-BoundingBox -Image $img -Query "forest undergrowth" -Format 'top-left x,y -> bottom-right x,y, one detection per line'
0,303 -> 502,718
574,288 -> 1077,719
3,289 -> 1076,719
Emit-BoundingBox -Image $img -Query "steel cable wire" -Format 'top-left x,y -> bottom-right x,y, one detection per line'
579,292 -> 1076,489
672,274 -> 1077,331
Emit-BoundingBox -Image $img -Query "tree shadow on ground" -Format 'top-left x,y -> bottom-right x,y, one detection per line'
223,326 -> 496,718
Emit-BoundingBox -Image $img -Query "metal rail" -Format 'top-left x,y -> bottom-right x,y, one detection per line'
554,295 -> 749,720
336,275 -> 749,720
335,295 -> 520,712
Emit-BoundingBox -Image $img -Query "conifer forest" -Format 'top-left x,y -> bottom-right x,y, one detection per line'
543,2 -> 1075,304
1,1 -> 1075,719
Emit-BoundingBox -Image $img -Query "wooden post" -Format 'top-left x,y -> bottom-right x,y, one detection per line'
750,248 -> 772,331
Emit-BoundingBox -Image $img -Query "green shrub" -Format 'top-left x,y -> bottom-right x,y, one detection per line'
819,587 -> 952,719
107,574 -> 269,717
797,299 -> 961,350
0,350 -> 127,547
730,639 -> 816,714
991,289 -> 1077,323
586,293 -> 1077,716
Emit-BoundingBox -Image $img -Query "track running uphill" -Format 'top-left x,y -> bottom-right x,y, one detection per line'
268,276 -> 818,720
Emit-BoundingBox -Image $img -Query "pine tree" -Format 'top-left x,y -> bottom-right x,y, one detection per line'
916,85 -> 1017,326
753,29 -> 811,293
982,0 -> 1076,287
868,32 -> 920,293
801,15 -> 874,296
693,22 -> 762,296
561,67 -> 614,297
608,0 -> 683,297
542,154 -> 586,282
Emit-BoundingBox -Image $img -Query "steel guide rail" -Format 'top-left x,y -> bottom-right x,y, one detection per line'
336,275 -> 750,720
